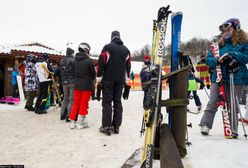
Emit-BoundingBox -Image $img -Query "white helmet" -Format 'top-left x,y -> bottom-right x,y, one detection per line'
78,42 -> 91,53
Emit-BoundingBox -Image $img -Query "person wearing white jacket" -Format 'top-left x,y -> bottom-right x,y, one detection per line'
35,53 -> 54,114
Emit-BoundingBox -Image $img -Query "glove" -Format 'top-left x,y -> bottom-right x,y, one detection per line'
96,83 -> 102,101
228,59 -> 239,73
222,54 -> 233,64
200,83 -> 205,90
206,84 -> 210,89
123,84 -> 131,100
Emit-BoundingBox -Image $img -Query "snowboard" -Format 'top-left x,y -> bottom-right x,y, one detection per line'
16,75 -> 25,101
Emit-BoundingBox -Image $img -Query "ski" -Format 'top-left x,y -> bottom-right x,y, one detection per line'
140,6 -> 171,168
169,12 -> 183,127
187,109 -> 200,114
211,42 -> 232,139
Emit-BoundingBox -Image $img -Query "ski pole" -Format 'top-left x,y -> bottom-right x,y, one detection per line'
235,95 -> 248,140
232,79 -> 248,140
229,73 -> 236,136
203,87 -> 210,99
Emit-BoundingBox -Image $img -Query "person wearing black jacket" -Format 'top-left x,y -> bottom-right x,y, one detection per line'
69,43 -> 96,129
97,30 -> 131,135
59,47 -> 75,121
35,53 -> 54,114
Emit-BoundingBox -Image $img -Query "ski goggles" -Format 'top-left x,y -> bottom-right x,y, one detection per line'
219,22 -> 232,33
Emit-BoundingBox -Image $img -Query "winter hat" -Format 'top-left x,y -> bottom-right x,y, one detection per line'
66,47 -> 75,56
111,31 -> 120,40
42,53 -> 49,60
144,55 -> 151,62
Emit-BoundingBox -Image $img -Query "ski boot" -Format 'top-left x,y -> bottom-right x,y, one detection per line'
70,121 -> 76,129
99,126 -> 111,136
200,126 -> 209,135
197,105 -> 202,112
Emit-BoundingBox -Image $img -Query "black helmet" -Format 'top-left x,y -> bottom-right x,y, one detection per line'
78,42 -> 91,53
42,53 -> 49,60
27,54 -> 37,63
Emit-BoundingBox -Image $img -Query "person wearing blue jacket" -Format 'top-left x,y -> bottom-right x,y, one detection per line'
199,18 -> 248,137
140,55 -> 151,108
11,67 -> 20,98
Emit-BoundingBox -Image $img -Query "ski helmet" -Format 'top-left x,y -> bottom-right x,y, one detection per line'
78,42 -> 91,53
219,18 -> 241,32
27,54 -> 37,62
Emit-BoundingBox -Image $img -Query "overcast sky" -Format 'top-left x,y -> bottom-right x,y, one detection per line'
0,0 -> 247,54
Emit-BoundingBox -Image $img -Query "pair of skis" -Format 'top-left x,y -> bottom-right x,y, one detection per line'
140,5 -> 184,168
140,6 -> 171,168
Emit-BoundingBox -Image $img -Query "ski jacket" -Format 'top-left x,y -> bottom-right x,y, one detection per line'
59,55 -> 75,85
140,64 -> 151,90
97,38 -> 131,84
35,58 -> 54,83
24,60 -> 38,91
206,41 -> 248,85
74,52 -> 96,91
11,70 -> 19,86
188,73 -> 204,91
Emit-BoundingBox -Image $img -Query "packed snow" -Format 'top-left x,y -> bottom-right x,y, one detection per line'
0,90 -> 247,168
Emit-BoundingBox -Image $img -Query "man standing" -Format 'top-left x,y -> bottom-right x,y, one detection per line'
97,31 -> 131,135
196,55 -> 211,89
24,54 -> 39,111
59,47 -> 75,121
35,53 -> 54,114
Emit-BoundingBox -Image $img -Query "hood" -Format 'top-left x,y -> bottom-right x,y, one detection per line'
111,38 -> 123,45
75,52 -> 88,61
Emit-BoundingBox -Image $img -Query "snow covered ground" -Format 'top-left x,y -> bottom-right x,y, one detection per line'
0,90 -> 247,168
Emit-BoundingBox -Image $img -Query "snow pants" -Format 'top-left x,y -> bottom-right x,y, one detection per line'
35,81 -> 50,111
12,84 -> 19,98
60,84 -> 74,117
26,91 -> 37,107
101,80 -> 124,128
199,83 -> 243,131
69,90 -> 91,121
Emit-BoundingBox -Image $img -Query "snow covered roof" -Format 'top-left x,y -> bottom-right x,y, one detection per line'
0,42 -> 64,56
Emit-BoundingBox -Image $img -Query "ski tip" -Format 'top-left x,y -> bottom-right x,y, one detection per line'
171,12 -> 183,19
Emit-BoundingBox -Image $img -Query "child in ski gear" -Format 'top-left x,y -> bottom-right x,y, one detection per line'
59,47 -> 75,121
11,67 -> 20,98
199,18 -> 248,136
24,54 -> 38,111
140,55 -> 151,107
69,42 -> 96,129
35,53 -> 54,114
188,72 -> 204,111
196,55 -> 211,89
97,30 -> 131,135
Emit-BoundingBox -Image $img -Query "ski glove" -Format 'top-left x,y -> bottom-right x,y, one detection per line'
206,84 -> 210,89
200,83 -> 205,90
222,54 -> 233,64
96,83 -> 102,101
123,84 -> 131,100
228,59 -> 239,73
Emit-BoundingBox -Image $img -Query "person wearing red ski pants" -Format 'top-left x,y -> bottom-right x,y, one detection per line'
70,90 -> 92,121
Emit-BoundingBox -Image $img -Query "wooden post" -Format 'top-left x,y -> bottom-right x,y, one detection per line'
171,69 -> 188,158
160,124 -> 184,168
